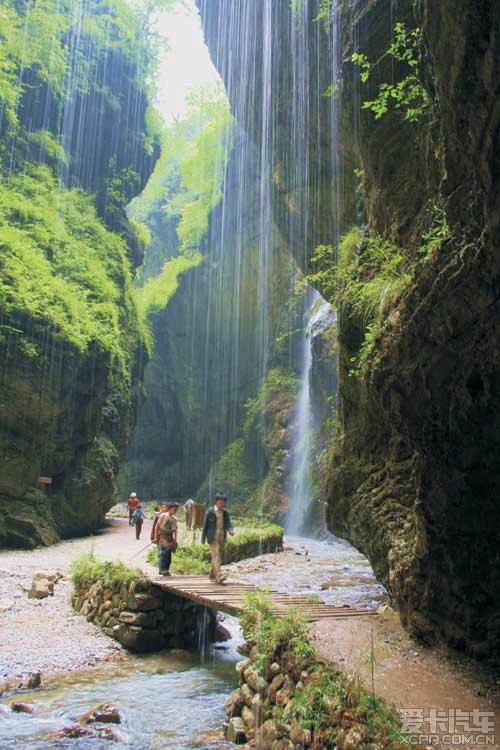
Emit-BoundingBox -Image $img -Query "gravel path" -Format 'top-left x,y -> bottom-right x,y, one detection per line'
0,518 -> 155,688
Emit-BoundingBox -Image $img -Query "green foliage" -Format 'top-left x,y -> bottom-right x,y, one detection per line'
197,437 -> 258,504
308,227 -> 410,373
129,83 -> 233,317
307,227 -> 361,303
0,0 -> 168,164
173,87 -> 234,254
137,253 -> 204,318
241,591 -> 314,667
417,205 -> 450,258
0,165 -> 147,364
71,551 -> 145,589
315,0 -> 334,31
352,22 -> 430,122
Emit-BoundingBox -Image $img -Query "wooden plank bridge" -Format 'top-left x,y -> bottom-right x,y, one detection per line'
149,574 -> 377,622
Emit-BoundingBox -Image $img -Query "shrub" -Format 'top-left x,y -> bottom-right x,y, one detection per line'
70,551 -> 144,589
147,524 -> 283,574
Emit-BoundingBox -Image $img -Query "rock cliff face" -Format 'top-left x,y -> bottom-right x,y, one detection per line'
0,1 -> 157,547
327,0 -> 500,664
198,0 -> 500,662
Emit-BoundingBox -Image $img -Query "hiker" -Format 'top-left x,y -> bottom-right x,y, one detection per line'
127,492 -> 139,525
183,498 -> 194,530
151,501 -> 167,547
132,503 -> 145,540
153,500 -> 179,577
201,493 -> 234,584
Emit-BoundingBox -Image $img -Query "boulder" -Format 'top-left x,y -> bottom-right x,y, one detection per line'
79,702 -> 121,725
26,672 -> 41,689
226,688 -> 245,718
112,623 -> 165,652
126,593 -> 162,611
118,610 -> 156,627
243,667 -> 267,694
50,724 -> 94,739
268,673 -> 285,703
28,580 -> 54,599
11,702 -> 35,714
256,719 -> 279,748
236,658 -> 251,675
240,683 -> 255,707
32,571 -> 63,584
226,716 -> 247,745
268,662 -> 281,678
241,705 -> 255,731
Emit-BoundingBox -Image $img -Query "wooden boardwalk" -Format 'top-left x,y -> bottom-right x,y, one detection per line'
149,574 -> 377,622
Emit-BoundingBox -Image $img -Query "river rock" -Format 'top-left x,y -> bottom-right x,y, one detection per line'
26,672 -> 42,689
96,725 -> 124,741
236,658 -> 251,675
112,623 -> 165,652
344,726 -> 366,748
268,662 -> 281,678
226,716 -> 247,744
267,673 -> 285,702
33,571 -> 63,584
274,690 -> 290,706
216,622 -> 232,641
28,580 -> 54,599
51,724 -> 94,739
241,705 -> 255,731
256,719 -> 279,748
11,702 -> 35,714
79,702 -> 121,725
119,610 -> 156,627
240,683 -> 255,707
243,667 -> 267,694
126,593 -> 162,611
226,688 -> 245,717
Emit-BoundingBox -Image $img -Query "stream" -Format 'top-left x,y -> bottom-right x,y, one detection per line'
0,535 -> 386,749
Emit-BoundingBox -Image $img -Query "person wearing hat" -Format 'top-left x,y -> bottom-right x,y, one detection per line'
153,500 -> 179,576
201,493 -> 234,584
127,492 -> 140,526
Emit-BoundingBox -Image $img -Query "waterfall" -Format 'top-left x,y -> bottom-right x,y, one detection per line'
285,292 -> 316,535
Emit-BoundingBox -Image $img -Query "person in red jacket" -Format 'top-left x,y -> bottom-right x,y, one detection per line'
127,492 -> 139,525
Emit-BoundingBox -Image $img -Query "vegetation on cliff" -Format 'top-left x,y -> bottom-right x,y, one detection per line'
132,83 -> 234,318
0,0 -> 166,547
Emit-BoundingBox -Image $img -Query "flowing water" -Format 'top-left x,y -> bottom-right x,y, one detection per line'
231,535 -> 387,611
0,626 -> 242,750
0,535 -> 385,748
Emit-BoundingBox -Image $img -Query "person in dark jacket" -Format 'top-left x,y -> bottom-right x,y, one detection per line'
132,503 -> 145,540
201,493 -> 234,583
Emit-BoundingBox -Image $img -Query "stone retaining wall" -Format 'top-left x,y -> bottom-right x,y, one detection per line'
72,577 -> 217,653
224,649 -> 376,750
224,650 -> 311,749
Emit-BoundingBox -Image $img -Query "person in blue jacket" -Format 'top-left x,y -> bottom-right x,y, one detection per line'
201,493 -> 235,583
